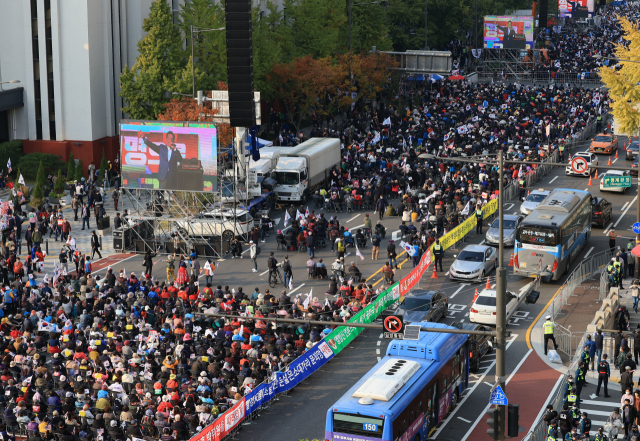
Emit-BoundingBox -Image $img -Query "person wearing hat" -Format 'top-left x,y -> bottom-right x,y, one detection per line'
543,315 -> 558,356
609,226 -> 617,252
596,353 -> 611,398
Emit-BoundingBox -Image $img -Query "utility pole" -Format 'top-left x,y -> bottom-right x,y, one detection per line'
636,175 -> 640,278
191,25 -> 195,98
495,149 -> 507,440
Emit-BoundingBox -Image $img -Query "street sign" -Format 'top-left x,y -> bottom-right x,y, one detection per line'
633,223 -> 640,234
571,157 -> 588,174
603,175 -> 632,188
490,385 -> 508,405
383,315 -> 404,339
403,325 -> 421,340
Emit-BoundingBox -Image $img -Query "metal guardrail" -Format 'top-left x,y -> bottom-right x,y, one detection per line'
477,71 -> 603,88
522,247 -> 613,441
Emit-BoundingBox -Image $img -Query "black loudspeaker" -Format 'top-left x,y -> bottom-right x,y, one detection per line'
135,240 -> 156,254
225,0 -> 255,128
113,237 -> 123,251
97,216 -> 110,231
194,242 -> 216,257
538,0 -> 548,29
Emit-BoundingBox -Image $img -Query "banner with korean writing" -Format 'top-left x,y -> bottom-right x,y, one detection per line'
244,341 -> 335,414
190,398 -> 245,441
324,283 -> 401,354
431,198 -> 498,254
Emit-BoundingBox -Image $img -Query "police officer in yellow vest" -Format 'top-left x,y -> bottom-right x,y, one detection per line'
519,178 -> 526,199
543,315 -> 558,355
593,427 -> 607,441
546,429 -> 559,441
597,114 -> 602,132
433,239 -> 444,272
628,240 -> 634,253
614,256 -> 624,289
558,142 -> 565,162
475,205 -> 483,234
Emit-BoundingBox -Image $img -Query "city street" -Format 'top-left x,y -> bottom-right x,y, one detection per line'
83,139 -> 639,441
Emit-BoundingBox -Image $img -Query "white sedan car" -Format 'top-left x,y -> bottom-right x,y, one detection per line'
599,170 -> 631,194
520,190 -> 550,215
565,152 -> 598,177
469,289 -> 520,325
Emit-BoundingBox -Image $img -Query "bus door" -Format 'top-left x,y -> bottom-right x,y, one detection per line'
427,381 -> 437,435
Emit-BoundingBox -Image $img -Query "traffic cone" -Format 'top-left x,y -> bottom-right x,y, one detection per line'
430,265 -> 438,279
473,288 -> 479,303
608,156 -> 612,166
485,277 -> 491,290
616,148 -> 619,159
527,190 -> 530,197
508,254 -> 514,267
444,228 -> 447,236
595,169 -> 599,179
588,175 -> 593,186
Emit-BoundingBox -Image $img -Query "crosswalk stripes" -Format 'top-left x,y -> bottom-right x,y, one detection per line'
578,387 -> 623,437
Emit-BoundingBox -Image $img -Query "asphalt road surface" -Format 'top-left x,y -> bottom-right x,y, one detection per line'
97,139 -> 637,441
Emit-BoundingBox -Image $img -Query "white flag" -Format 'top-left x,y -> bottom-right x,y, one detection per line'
303,289 -> 312,310
382,117 -> 391,126
284,210 -> 292,227
6,159 -> 11,173
288,277 -> 294,290
305,207 -> 309,218
400,241 -> 419,257
460,201 -> 471,216
355,244 -> 365,261
18,174 -> 25,186
296,210 -> 305,220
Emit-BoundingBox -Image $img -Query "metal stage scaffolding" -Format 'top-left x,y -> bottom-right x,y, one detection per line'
115,137 -> 253,259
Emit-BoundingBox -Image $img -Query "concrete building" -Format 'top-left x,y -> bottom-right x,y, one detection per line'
0,0 -> 275,166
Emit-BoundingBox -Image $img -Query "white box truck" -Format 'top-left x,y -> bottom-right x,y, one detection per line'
271,138 -> 341,202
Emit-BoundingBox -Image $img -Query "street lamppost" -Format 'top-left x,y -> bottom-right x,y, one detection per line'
190,25 -> 225,98
0,80 -> 20,91
594,54 -> 640,277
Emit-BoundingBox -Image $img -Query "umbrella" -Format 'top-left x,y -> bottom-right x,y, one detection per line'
430,74 -> 444,82
448,75 -> 465,81
632,244 -> 640,258
418,153 -> 434,159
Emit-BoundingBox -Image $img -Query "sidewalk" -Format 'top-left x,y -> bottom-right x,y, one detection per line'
19,186 -> 138,277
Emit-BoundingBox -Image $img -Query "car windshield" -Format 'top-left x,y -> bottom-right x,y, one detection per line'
273,171 -> 300,185
475,296 -> 497,307
402,298 -> 432,312
526,194 -> 547,203
595,136 -> 611,142
457,251 -> 484,262
629,142 -> 639,151
575,155 -> 590,163
491,219 -> 516,229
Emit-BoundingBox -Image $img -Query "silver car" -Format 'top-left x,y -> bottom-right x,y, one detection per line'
485,215 -> 524,247
449,244 -> 498,282
520,190 -> 550,215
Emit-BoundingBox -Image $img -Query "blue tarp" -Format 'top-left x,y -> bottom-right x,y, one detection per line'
247,136 -> 273,149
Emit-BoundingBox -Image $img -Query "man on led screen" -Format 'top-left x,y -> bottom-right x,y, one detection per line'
140,130 -> 182,190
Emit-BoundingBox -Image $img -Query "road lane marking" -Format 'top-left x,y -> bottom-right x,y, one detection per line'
260,268 -> 270,276
346,214 -> 361,223
430,334 -> 518,439
376,349 -> 380,355
550,176 -> 558,184
377,341 -> 381,346
458,417 -> 472,423
450,285 -> 466,299
584,247 -> 594,259
288,283 -> 305,295
603,222 -> 614,235
615,195 -> 638,228
461,349 -> 534,441
505,203 -> 514,210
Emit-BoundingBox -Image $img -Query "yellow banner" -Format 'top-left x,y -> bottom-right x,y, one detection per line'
429,198 -> 499,254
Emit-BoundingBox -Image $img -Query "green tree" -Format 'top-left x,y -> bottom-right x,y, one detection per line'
53,169 -> 65,195
119,0 -> 184,119
340,1 -> 392,54
14,168 -> 22,189
167,56 -> 210,96
253,1 -> 288,100
35,161 -> 46,189
66,152 -> 75,182
282,0 -> 347,59
178,0 -> 227,88
99,150 -> 108,183
75,159 -> 84,182
31,181 -> 44,205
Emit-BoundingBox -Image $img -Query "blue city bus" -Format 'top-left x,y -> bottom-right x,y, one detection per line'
325,323 -> 469,441
513,188 -> 591,281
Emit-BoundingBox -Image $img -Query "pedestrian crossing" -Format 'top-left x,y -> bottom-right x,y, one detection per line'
578,385 -> 625,438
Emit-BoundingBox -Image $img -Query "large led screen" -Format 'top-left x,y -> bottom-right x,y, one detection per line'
120,121 -> 217,192
484,16 -> 534,49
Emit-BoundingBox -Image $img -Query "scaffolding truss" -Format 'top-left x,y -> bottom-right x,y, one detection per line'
117,140 -> 254,259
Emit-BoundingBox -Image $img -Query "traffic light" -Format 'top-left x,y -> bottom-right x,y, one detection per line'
508,404 -> 519,438
486,407 -> 503,440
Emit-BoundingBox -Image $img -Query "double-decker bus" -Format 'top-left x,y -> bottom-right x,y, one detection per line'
513,188 -> 592,281
325,323 -> 468,441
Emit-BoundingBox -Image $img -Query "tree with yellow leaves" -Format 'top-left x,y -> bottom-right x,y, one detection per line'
598,16 -> 640,136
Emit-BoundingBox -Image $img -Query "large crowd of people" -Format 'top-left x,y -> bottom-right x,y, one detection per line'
0,4 -> 636,441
